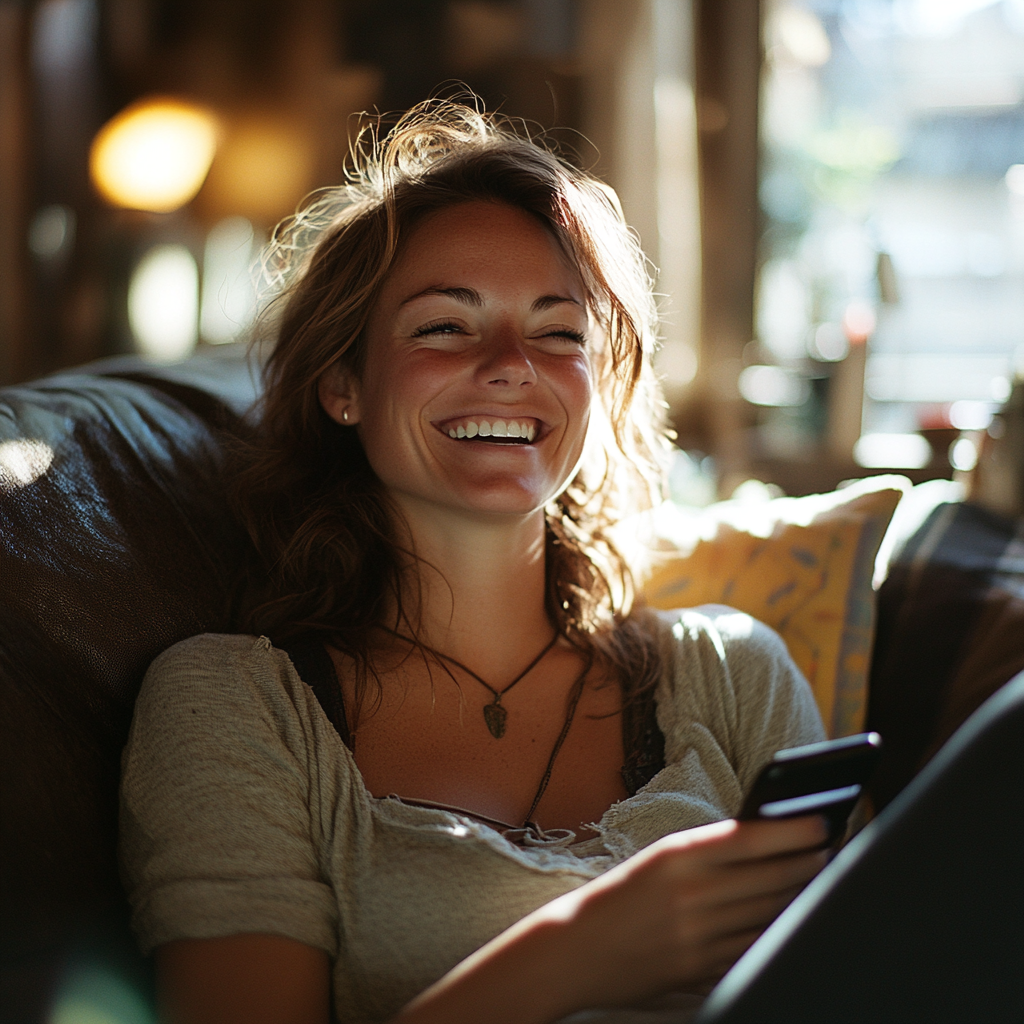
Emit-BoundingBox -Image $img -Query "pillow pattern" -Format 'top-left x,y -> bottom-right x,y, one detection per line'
640,475 -> 907,737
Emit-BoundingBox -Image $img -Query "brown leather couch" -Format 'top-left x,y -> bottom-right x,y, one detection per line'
1,346 -> 258,1022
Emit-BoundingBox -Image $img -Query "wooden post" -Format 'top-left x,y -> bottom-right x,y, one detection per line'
0,1 -> 29,385
693,0 -> 761,493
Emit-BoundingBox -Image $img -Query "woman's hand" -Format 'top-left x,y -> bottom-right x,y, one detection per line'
551,815 -> 829,1008
398,814 -> 828,1024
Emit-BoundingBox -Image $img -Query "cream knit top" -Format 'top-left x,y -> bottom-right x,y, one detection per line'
120,605 -> 824,1023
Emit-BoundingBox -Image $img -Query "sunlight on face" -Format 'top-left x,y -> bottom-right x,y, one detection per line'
324,201 -> 595,522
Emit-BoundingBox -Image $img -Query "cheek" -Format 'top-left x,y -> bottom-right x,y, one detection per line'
564,360 -> 595,424
350,371 -> 400,476
352,362 -> 444,477
354,359 -> 413,432
558,380 -> 594,478
361,349 -> 458,420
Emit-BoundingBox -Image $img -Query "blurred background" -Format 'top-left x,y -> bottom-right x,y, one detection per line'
1,0 -> 1022,496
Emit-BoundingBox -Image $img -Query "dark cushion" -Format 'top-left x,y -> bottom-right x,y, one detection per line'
867,500 -> 1024,810
0,347 -> 258,1021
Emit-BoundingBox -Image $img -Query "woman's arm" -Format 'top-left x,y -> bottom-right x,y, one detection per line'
395,815 -> 828,1024
153,816 -> 825,1024
157,934 -> 331,1024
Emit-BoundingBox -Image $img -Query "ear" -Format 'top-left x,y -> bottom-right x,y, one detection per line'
318,362 -> 362,426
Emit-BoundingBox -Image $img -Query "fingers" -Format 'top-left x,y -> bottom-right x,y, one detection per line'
654,846 -> 824,980
668,866 -> 813,960
682,926 -> 766,991
680,883 -> 812,994
651,815 -> 829,870
704,881 -> 806,939
645,821 -> 828,905
563,816 -> 831,1003
709,847 -> 828,906
720,815 -> 830,862
689,880 -> 816,992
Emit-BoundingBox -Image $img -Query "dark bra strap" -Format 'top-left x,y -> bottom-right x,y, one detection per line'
280,638 -> 353,750
620,685 -> 666,796
281,638 -> 665,796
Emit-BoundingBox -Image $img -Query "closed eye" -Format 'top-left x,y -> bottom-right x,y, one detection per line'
543,328 -> 587,344
412,320 -> 465,337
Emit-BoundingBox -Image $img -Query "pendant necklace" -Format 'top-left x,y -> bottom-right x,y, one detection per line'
382,628 -> 559,738
383,651 -> 593,835
438,633 -> 559,738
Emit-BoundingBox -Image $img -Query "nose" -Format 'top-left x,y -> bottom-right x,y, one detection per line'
475,325 -> 537,388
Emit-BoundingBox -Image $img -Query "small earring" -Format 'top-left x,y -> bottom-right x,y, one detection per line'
342,408 -> 350,422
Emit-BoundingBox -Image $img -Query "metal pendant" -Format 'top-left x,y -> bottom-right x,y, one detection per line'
483,701 -> 507,739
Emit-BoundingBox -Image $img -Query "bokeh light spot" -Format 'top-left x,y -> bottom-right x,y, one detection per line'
128,244 -> 199,360
90,97 -> 218,213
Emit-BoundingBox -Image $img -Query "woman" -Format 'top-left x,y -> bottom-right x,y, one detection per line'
119,100 -> 828,1024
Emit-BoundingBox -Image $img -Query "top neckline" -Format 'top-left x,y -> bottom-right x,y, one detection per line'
276,634 -> 664,846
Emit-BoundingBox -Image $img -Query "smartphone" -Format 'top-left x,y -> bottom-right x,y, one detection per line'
738,732 -> 883,843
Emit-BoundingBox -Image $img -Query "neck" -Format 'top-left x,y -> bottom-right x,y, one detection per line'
388,498 -> 554,678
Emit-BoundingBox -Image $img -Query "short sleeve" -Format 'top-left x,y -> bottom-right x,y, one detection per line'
583,606 -> 826,858
119,634 -> 340,956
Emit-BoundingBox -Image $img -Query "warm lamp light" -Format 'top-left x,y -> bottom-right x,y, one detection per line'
90,97 -> 218,213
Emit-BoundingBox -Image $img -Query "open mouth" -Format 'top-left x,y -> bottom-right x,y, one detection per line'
439,418 -> 538,445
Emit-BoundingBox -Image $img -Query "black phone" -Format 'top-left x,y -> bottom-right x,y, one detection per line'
738,732 -> 883,843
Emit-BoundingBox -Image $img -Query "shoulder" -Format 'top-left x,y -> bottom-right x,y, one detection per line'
131,633 -> 323,764
143,632 -> 299,701
640,603 -> 793,685
147,632 -> 280,680
636,604 -> 824,775
124,633 -> 346,836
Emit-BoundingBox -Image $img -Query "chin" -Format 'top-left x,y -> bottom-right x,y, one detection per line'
431,468 -> 566,515
441,481 -> 556,519
458,494 -> 550,519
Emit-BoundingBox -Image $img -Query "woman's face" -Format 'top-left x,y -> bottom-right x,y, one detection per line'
319,200 -> 594,523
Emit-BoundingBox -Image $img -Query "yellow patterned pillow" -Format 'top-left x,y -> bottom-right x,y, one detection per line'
640,475 -> 907,737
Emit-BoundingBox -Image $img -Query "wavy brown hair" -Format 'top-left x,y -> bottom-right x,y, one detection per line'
233,98 -> 672,708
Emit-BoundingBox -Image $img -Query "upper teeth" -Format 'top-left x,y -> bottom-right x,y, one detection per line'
447,419 -> 536,441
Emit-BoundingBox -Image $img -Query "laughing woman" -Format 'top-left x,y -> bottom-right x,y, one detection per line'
119,100 -> 827,1024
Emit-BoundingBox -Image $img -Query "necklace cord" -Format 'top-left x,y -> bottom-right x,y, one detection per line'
522,651 -> 593,827
381,627 -> 560,701
380,627 -> 561,738
378,624 -> 592,828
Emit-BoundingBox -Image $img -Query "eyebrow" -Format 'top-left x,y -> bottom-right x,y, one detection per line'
399,286 -> 583,312
532,294 -> 583,311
